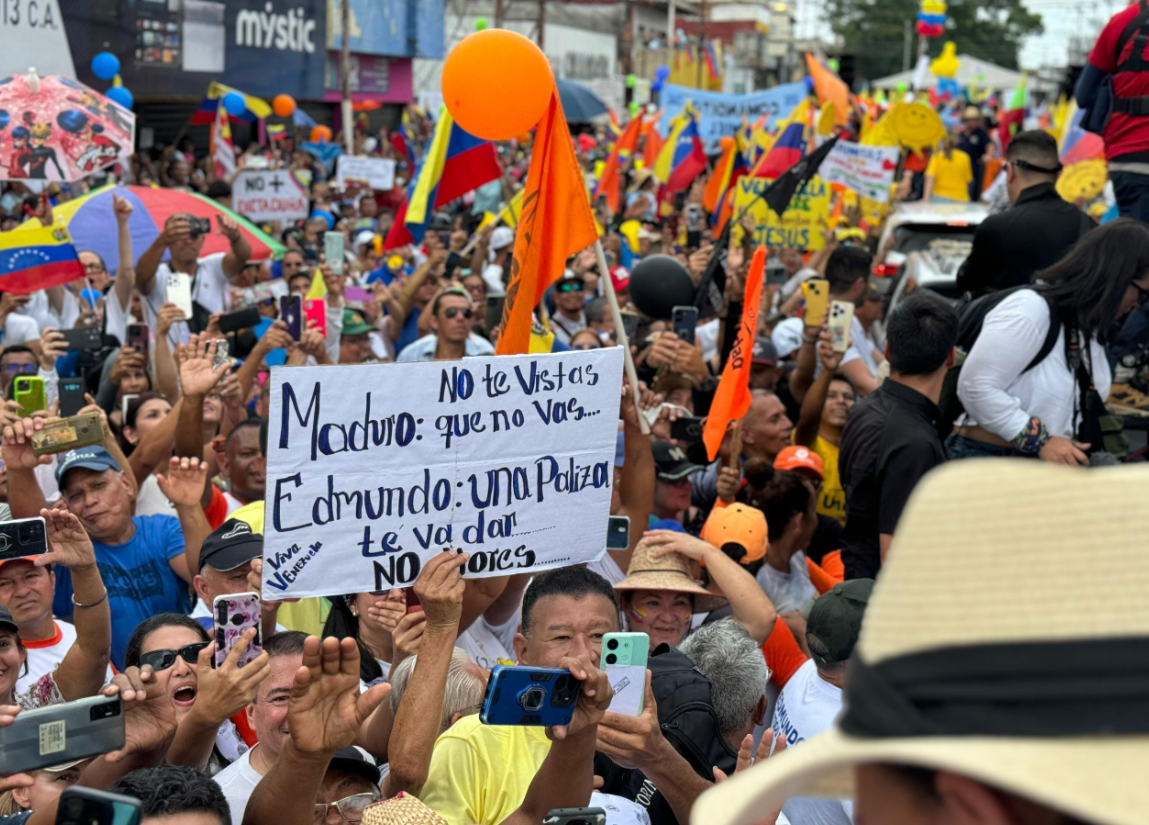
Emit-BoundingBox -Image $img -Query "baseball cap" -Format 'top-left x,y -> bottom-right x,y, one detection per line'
701,503 -> 767,566
771,316 -> 805,359
55,446 -> 121,485
490,226 -> 515,251
652,442 -> 704,482
0,605 -> 17,633
806,578 -> 874,665
354,229 -> 376,249
329,745 -> 381,786
342,308 -> 374,336
752,337 -> 779,366
610,266 -> 630,292
774,445 -> 824,479
199,519 -> 263,574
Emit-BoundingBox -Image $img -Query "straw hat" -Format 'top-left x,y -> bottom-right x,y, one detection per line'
694,460 -> 1149,825
362,794 -> 446,825
614,540 -> 727,613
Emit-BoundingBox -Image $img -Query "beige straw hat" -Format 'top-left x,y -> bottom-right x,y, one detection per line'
693,460 -> 1149,825
614,540 -> 728,613
362,794 -> 447,825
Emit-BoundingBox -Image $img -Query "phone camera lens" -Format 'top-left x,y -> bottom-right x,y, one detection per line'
555,675 -> 569,691
605,653 -> 617,665
606,638 -> 619,651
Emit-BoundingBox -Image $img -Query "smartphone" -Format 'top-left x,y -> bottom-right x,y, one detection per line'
485,295 -> 505,332
444,251 -> 462,276
303,297 -> 327,337
344,286 -> 372,302
603,632 -> 650,716
403,587 -> 423,615
120,394 -> 139,423
619,311 -> 639,342
213,592 -> 263,669
672,306 -> 699,345
13,376 -> 46,415
211,339 -> 230,371
31,412 -> 104,457
828,300 -> 855,353
60,327 -> 103,352
324,232 -> 344,275
480,665 -> 582,727
685,229 -> 702,249
0,695 -> 123,775
59,378 -> 87,418
606,515 -> 629,551
165,272 -> 194,318
56,787 -> 142,825
765,265 -> 789,286
802,279 -> 830,326
670,414 -> 706,443
0,516 -> 48,563
544,810 -> 606,825
280,295 -> 302,340
218,306 -> 260,335
126,323 -> 149,364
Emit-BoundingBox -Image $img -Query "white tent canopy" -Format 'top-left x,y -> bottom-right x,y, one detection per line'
871,55 -> 1024,91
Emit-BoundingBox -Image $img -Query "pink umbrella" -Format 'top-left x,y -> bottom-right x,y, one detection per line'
0,71 -> 136,183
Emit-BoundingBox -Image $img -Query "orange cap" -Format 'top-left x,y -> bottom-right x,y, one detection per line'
774,445 -> 824,479
701,503 -> 768,566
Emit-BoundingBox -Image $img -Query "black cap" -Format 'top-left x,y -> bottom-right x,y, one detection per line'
752,337 -> 779,366
198,519 -> 263,574
807,579 -> 874,665
328,746 -> 381,786
0,605 -> 17,633
652,441 -> 704,482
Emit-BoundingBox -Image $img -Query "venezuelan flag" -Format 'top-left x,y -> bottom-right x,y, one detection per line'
704,41 -> 721,80
750,99 -> 812,179
704,142 -> 748,233
0,224 -> 84,294
390,111 -> 417,166
595,115 -> 643,214
267,124 -> 288,142
653,106 -> 707,199
190,82 -> 271,125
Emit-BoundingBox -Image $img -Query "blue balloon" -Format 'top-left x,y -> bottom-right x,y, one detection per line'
105,86 -> 134,110
804,75 -> 816,93
91,52 -> 120,81
655,64 -> 671,81
222,92 -> 247,118
652,80 -> 664,94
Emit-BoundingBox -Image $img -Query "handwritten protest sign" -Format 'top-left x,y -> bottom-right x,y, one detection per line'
336,156 -> 396,190
261,349 -> 624,598
234,170 -> 310,223
820,141 -> 900,203
732,176 -> 830,250
658,83 -> 807,151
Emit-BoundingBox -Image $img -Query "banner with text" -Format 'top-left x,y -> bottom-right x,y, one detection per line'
658,82 -> 808,152
261,350 -> 624,598
733,176 -> 831,250
820,141 -> 900,203
336,156 -> 396,191
234,170 -> 311,223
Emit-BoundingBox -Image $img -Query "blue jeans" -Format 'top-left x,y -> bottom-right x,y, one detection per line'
945,433 -> 1032,461
1111,171 -> 1149,223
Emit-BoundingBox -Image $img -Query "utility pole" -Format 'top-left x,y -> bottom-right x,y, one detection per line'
697,0 -> 706,87
341,0 -> 352,154
903,20 -> 912,71
538,0 -> 545,48
668,0 -> 676,46
494,0 -> 504,28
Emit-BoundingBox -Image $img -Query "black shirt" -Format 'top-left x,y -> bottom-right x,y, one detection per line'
958,128 -> 991,163
838,379 -> 946,579
956,183 -> 1095,297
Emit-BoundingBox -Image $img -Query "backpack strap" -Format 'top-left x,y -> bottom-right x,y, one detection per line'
1116,0 -> 1149,74
1022,298 -> 1061,374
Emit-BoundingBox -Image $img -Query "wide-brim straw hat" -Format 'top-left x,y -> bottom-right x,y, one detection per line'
693,460 -> 1149,825
614,541 -> 728,614
362,793 -> 446,825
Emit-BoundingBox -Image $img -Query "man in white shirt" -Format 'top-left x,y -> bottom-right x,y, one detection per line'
481,226 -> 513,297
771,579 -> 873,825
135,213 -> 252,344
0,293 -> 40,348
396,287 -> 494,362
550,272 -> 588,345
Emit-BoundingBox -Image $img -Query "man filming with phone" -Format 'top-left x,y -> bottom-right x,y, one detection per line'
136,214 -> 252,345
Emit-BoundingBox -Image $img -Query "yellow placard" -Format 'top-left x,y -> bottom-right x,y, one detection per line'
885,103 -> 946,154
1057,159 -> 1107,202
732,175 -> 831,250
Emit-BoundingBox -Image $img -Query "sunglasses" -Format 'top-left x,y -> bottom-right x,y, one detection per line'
139,642 -> 209,671
572,343 -> 600,350
443,306 -> 474,320
558,281 -> 584,293
312,792 -> 380,824
3,364 -> 37,375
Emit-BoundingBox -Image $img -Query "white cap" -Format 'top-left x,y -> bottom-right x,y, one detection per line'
354,230 -> 376,248
490,226 -> 515,251
771,316 -> 805,359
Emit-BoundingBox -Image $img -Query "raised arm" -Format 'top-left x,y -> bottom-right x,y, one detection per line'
137,217 -> 186,298
152,303 -> 187,402
156,456 -> 212,576
1,417 -> 51,518
218,215 -> 252,280
615,381 -> 655,572
794,338 -> 844,447
112,192 -> 136,313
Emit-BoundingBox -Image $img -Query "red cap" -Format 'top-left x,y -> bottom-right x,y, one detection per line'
774,445 -> 824,479
610,266 -> 630,293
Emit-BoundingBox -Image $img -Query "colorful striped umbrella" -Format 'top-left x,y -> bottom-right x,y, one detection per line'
16,185 -> 284,272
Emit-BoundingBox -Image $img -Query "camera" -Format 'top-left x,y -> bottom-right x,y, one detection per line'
187,217 -> 212,238
88,699 -> 121,721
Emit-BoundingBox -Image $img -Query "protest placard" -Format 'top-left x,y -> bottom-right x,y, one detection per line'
234,170 -> 310,223
732,176 -> 831,250
658,83 -> 808,151
261,349 -> 625,598
336,156 -> 396,190
820,141 -> 900,203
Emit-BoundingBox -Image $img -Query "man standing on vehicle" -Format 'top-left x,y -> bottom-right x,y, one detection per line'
955,131 -> 1093,297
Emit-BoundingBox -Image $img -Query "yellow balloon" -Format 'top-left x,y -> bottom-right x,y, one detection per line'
885,103 -> 947,154
930,42 -> 960,79
1056,159 -> 1107,202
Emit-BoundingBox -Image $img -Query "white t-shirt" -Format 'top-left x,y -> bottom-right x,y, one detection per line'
756,551 -> 818,619
134,474 -> 177,518
1,312 -> 40,346
104,287 -> 135,346
550,311 -> 586,345
481,263 -> 507,297
586,552 -> 626,586
695,318 -> 720,364
144,253 -> 234,345
457,613 -> 519,670
16,620 -> 115,695
212,745 -> 264,825
22,289 -> 80,333
771,659 -> 853,825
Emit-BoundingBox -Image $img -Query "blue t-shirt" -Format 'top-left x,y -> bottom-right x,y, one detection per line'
394,310 -> 423,354
52,515 -> 191,670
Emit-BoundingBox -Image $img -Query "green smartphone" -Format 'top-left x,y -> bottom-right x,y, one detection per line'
13,375 -> 46,415
603,632 -> 650,716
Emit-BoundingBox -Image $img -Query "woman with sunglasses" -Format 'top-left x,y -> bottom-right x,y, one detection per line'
953,219 -> 1149,463
569,328 -> 603,351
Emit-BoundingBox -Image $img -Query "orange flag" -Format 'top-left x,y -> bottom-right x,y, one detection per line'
497,90 -> 599,356
702,247 -> 766,461
595,116 -> 643,214
805,53 -> 849,126
643,126 -> 665,171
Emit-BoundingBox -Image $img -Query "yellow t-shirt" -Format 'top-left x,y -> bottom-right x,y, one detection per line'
418,714 -> 551,825
926,149 -> 973,201
807,436 -> 846,525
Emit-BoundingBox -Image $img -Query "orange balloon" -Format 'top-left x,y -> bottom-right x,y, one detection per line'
718,135 -> 735,149
272,94 -> 296,118
310,125 -> 332,143
442,30 -> 553,140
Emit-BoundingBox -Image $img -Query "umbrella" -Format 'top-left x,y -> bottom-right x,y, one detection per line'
17,185 -> 284,272
0,72 -> 135,183
556,78 -> 608,123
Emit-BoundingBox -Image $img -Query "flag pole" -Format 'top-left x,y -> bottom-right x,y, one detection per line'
594,239 -> 650,435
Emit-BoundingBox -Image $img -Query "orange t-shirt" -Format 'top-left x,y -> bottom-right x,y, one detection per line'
818,550 -> 845,583
761,615 -> 807,688
806,555 -> 843,594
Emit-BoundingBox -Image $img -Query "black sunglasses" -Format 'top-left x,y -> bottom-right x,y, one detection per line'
443,306 -> 474,320
139,642 -> 209,671
558,281 -> 584,293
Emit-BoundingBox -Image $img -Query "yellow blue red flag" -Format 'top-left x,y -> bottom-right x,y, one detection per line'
0,224 -> 84,294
